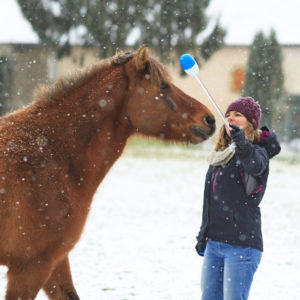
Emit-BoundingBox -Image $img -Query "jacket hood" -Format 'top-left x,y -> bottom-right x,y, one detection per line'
258,126 -> 281,159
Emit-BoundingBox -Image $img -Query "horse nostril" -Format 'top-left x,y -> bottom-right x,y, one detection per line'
204,115 -> 215,126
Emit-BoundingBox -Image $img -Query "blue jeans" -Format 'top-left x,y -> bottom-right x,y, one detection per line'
201,241 -> 262,300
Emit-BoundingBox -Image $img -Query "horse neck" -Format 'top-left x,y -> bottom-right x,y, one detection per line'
33,66 -> 132,191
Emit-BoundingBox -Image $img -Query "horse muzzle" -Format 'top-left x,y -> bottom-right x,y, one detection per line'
189,122 -> 215,144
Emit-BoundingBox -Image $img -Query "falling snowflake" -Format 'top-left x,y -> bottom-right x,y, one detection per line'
99,99 -> 108,107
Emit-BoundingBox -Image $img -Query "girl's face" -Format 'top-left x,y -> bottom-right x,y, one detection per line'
225,111 -> 249,136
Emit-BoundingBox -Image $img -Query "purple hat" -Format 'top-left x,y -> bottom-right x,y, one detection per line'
225,96 -> 261,129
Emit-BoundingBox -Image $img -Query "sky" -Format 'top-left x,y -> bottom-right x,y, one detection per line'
0,0 -> 300,45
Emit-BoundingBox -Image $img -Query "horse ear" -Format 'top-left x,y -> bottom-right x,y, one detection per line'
115,48 -> 124,56
135,45 -> 149,70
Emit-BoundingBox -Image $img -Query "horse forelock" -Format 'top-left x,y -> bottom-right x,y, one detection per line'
112,49 -> 170,86
147,57 -> 171,86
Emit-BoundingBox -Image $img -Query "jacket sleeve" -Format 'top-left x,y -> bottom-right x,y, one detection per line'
235,140 -> 269,177
259,127 -> 281,159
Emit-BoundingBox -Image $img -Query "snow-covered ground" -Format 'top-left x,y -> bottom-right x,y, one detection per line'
0,147 -> 299,299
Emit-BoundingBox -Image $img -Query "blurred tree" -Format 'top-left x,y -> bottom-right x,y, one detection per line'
242,30 -> 284,127
17,0 -> 225,64
0,56 -> 13,115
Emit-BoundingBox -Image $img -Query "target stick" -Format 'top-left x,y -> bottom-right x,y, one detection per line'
179,54 -> 230,129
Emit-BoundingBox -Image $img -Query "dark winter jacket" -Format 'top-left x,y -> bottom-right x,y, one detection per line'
196,128 -> 281,255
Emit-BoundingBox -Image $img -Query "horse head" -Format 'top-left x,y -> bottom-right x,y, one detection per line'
116,46 -> 216,144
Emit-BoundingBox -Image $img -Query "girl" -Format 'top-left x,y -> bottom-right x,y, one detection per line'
196,97 -> 281,300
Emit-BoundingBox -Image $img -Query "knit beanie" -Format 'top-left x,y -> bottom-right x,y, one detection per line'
225,96 -> 261,129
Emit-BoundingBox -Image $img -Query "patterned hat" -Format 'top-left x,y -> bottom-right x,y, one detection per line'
225,96 -> 261,129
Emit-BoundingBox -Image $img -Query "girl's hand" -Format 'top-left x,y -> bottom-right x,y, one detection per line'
229,124 -> 245,145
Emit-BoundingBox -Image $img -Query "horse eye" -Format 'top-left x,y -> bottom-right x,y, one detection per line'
160,82 -> 169,90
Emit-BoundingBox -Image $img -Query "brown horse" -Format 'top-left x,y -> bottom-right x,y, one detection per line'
0,46 -> 215,299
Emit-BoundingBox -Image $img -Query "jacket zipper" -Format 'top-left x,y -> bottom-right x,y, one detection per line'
212,167 -> 221,193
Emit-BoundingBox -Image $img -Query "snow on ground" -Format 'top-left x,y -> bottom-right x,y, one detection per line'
0,150 -> 299,299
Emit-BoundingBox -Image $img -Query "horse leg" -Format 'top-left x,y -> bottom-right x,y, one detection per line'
6,257 -> 54,300
43,256 -> 79,300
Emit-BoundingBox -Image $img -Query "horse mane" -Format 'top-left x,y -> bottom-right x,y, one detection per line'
33,49 -> 171,104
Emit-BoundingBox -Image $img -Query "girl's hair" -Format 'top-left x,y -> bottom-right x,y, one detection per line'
215,122 -> 262,151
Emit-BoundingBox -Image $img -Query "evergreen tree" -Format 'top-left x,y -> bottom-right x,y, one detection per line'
17,0 -> 225,63
0,56 -> 13,115
242,30 -> 283,127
